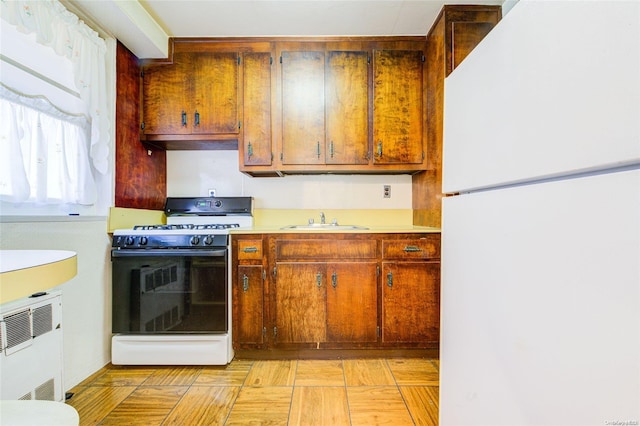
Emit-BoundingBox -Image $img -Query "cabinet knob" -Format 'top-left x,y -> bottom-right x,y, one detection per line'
387,271 -> 393,288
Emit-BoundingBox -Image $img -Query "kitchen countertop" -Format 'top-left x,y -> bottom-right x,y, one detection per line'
0,250 -> 77,304
230,225 -> 441,234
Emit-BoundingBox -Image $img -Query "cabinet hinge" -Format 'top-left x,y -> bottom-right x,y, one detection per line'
376,265 -> 380,276
377,326 -> 380,338
422,151 -> 425,160
273,326 -> 278,337
273,266 -> 277,277
367,55 -> 371,64
238,56 -> 241,65
279,56 -> 283,64
270,56 -> 273,65
271,152 -> 274,161
262,269 -> 266,280
140,70 -> 144,78
280,153 -> 283,161
421,55 -> 426,63
140,122 -> 145,130
238,121 -> 241,129
263,327 -> 267,337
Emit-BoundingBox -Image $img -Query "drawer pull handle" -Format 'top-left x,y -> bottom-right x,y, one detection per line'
331,271 -> 337,288
387,271 -> 393,288
403,246 -> 422,252
194,110 -> 200,126
242,274 -> 249,292
181,110 -> 187,127
316,273 -> 322,288
243,247 -> 258,253
248,141 -> 253,158
316,141 -> 321,158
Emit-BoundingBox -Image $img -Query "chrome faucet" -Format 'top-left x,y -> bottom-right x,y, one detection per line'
320,212 -> 325,224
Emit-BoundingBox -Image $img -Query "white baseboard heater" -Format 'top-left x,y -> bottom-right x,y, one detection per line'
0,291 -> 64,402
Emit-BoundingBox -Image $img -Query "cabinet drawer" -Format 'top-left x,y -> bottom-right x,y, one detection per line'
276,239 -> 377,260
237,239 -> 263,260
382,236 -> 440,260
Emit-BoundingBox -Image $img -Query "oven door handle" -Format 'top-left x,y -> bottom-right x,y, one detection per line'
111,249 -> 227,258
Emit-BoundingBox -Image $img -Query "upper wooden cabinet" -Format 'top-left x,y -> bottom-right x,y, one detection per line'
142,51 -> 240,147
275,40 -> 426,174
279,47 -> 369,167
242,51 -> 273,168
372,50 -> 424,165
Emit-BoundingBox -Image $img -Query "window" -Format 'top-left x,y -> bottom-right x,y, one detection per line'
0,0 -> 115,217
0,88 -> 96,206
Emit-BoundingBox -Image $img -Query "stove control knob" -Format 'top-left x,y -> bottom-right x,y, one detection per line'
190,236 -> 200,245
125,236 -> 135,246
214,200 -> 222,208
139,236 -> 148,246
203,235 -> 214,245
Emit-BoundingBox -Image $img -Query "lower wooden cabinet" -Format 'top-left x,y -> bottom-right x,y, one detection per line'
231,232 -> 440,352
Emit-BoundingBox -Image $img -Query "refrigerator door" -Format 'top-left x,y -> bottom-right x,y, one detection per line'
442,1 -> 640,194
440,169 -> 640,425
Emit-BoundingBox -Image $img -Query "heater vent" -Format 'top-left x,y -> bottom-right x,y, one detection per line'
35,378 -> 56,401
4,309 -> 31,350
33,304 -> 53,337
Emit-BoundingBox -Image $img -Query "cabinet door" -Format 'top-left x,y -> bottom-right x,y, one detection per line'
242,52 -> 272,166
281,51 -> 325,165
275,262 -> 327,343
325,51 -> 369,165
372,50 -> 424,164
142,52 -> 192,135
326,262 -> 378,343
235,265 -> 264,346
193,52 -> 239,134
381,261 -> 440,343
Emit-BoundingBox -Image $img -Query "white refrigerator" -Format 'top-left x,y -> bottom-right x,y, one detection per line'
440,1 -> 640,425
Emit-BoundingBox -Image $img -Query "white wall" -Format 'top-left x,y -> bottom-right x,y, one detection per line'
0,220 -> 112,389
166,150 -> 413,209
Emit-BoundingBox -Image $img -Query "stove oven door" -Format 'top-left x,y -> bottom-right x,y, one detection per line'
111,249 -> 228,334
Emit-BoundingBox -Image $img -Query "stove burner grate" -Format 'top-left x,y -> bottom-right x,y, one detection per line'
133,223 -> 241,231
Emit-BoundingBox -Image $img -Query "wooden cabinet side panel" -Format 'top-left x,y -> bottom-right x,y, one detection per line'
325,51 -> 369,165
193,52 -> 239,134
275,263 -> 327,343
373,50 -> 424,165
235,265 -> 264,345
382,262 -> 440,343
116,41 -> 166,209
243,52 -> 272,166
451,22 -> 496,71
281,51 -> 326,164
326,262 -> 378,343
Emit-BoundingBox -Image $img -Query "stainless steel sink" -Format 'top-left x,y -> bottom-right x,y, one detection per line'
281,224 -> 369,231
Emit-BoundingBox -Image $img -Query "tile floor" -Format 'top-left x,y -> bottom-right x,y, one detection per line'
67,358 -> 439,425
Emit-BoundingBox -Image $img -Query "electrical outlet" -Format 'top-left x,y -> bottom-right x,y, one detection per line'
383,185 -> 391,198
208,189 -> 216,197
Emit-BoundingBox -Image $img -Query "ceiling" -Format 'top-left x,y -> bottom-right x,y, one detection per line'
69,0 -> 503,59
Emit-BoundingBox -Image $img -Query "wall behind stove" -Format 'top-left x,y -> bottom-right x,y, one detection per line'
166,151 -> 412,209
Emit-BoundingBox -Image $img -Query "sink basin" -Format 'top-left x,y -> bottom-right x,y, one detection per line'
281,224 -> 369,231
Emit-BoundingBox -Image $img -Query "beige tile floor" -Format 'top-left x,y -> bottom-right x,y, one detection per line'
67,358 -> 439,425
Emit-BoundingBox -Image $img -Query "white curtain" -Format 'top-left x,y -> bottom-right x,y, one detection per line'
0,85 -> 96,205
0,0 -> 110,175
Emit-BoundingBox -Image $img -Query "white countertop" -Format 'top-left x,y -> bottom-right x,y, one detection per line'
0,250 -> 76,273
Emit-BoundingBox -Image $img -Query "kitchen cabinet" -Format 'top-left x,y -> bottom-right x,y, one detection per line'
373,50 -> 425,165
381,236 -> 441,345
232,236 -> 266,349
141,51 -> 239,148
280,47 -> 369,167
241,51 -> 273,168
272,237 -> 378,348
230,232 -> 440,354
413,5 -> 502,227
